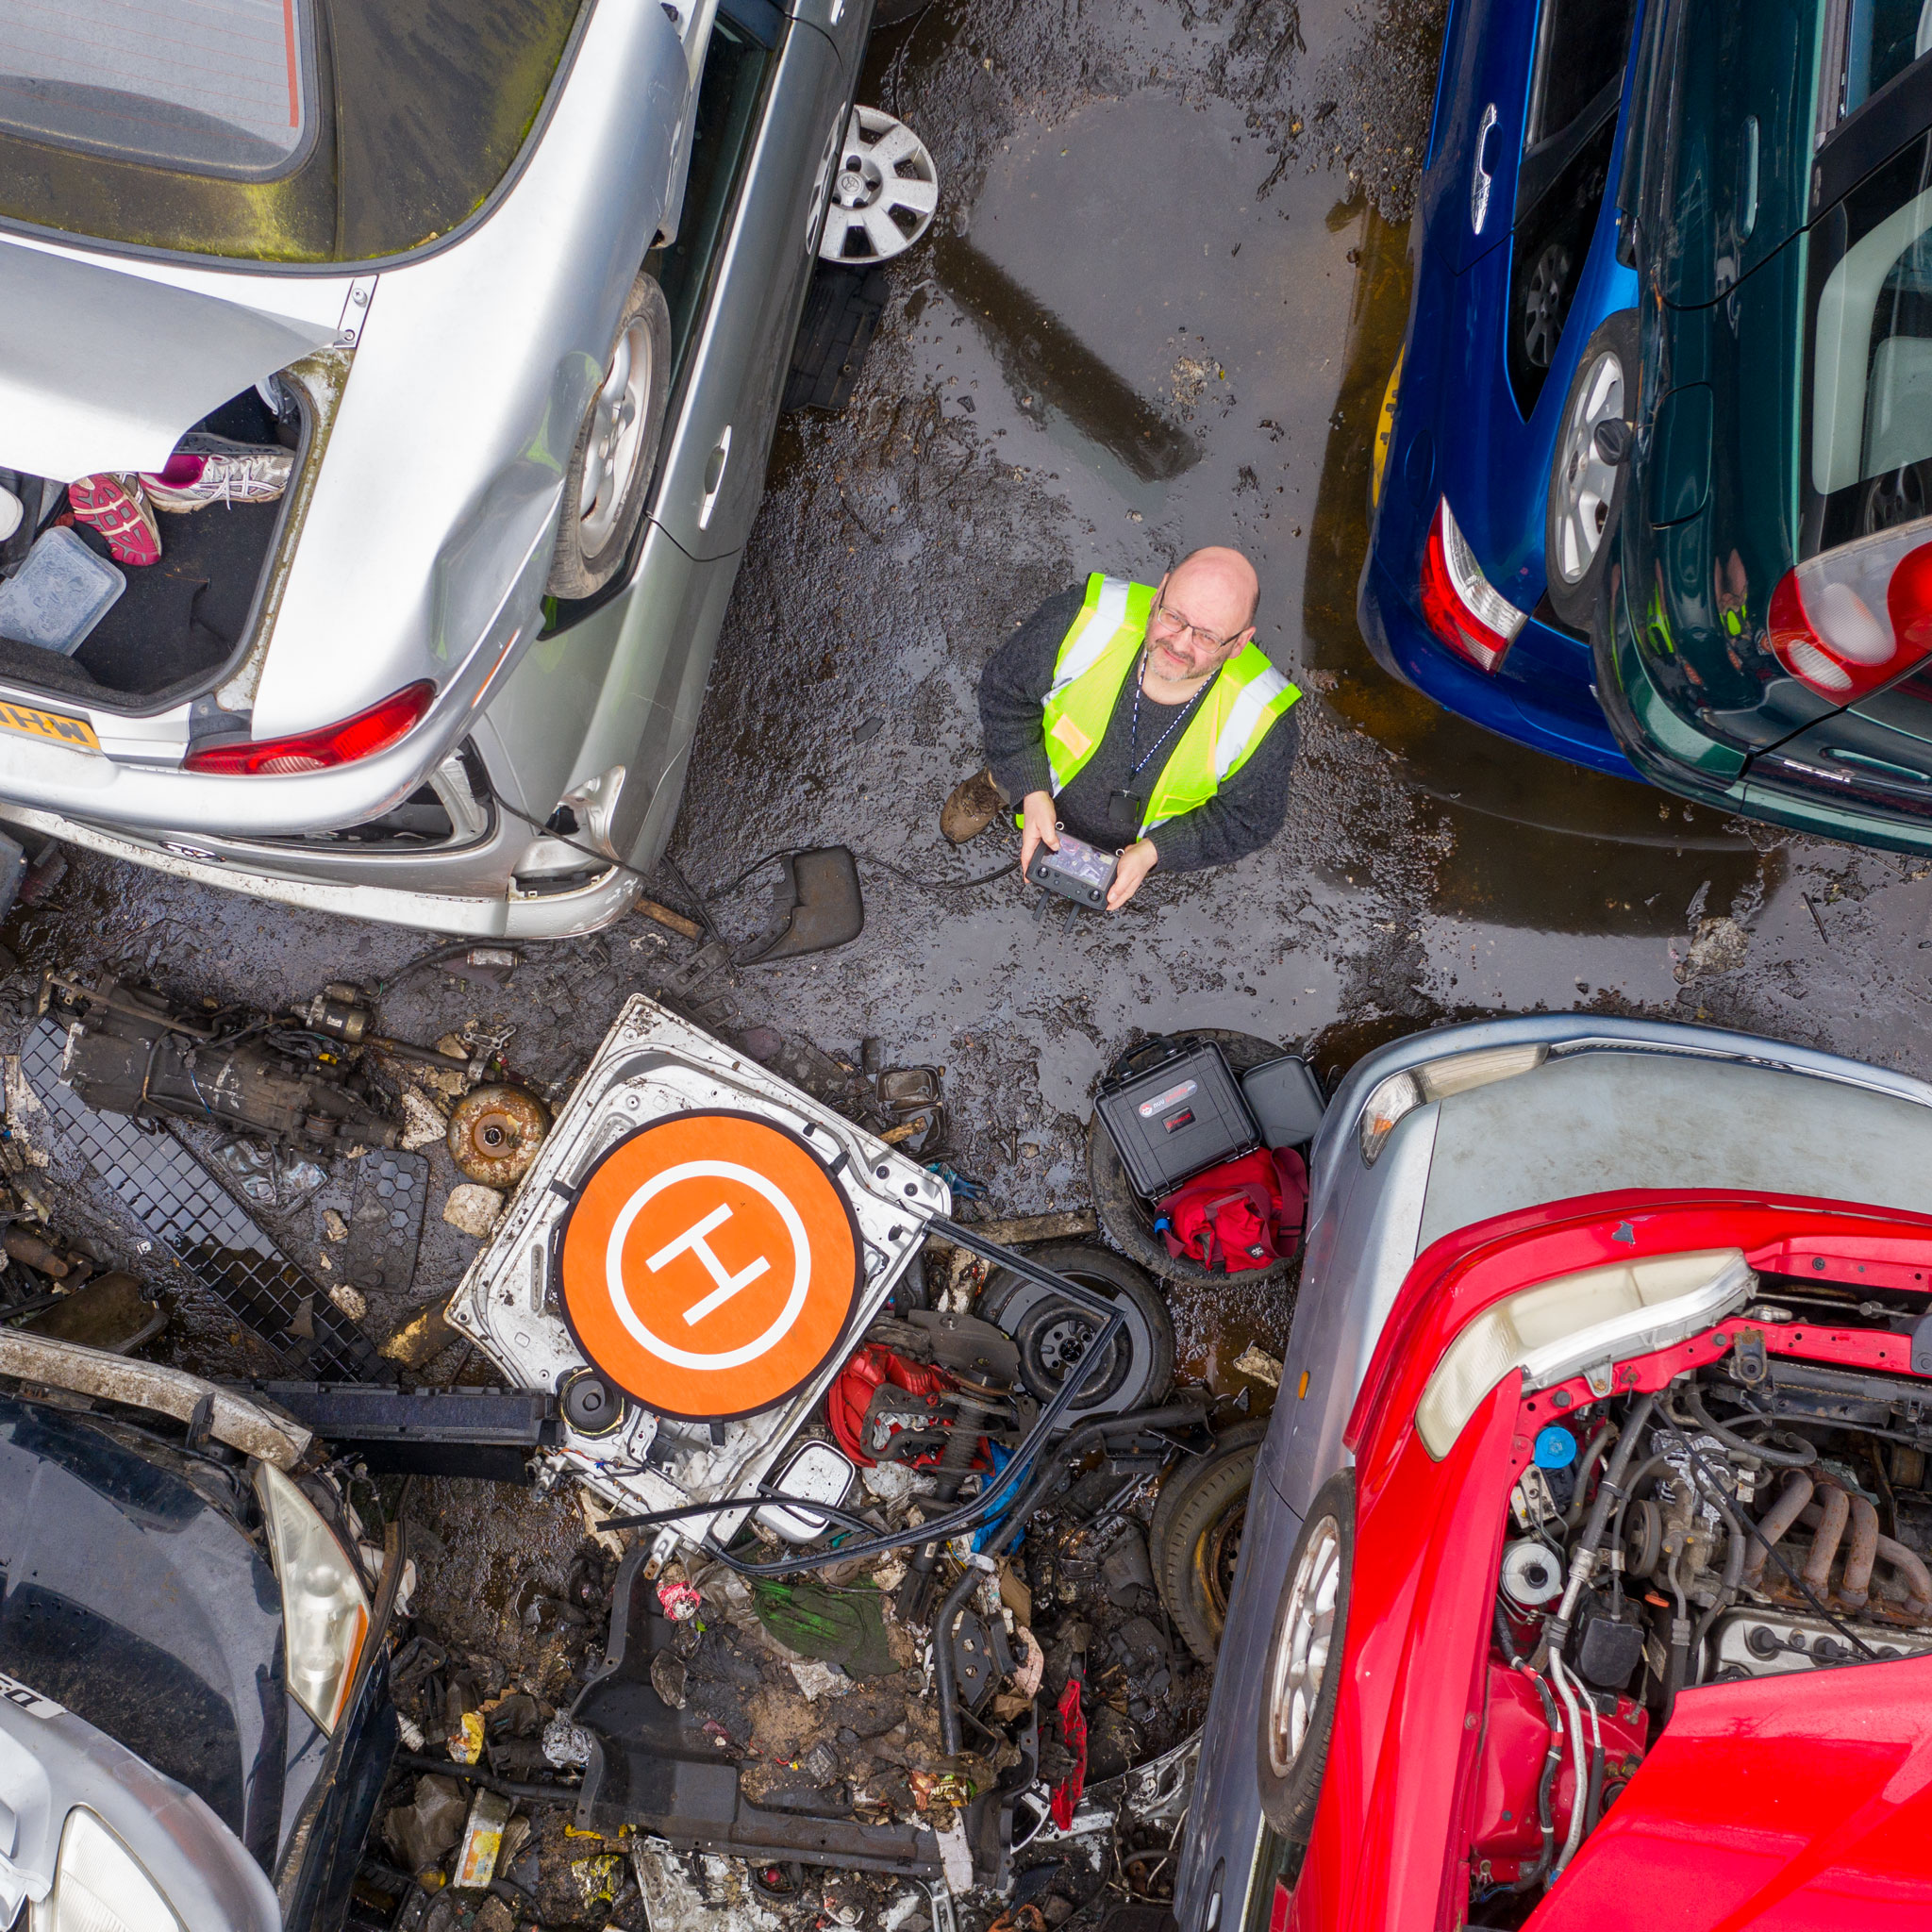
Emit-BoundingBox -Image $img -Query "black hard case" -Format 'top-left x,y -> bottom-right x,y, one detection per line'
1094,1036 -> 1260,1197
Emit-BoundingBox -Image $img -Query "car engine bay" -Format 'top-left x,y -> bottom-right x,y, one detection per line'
1469,1271 -> 1932,1924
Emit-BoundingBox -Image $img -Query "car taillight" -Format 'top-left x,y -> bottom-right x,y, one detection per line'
1768,519 -> 1932,702
1420,497 -> 1526,673
183,681 -> 435,774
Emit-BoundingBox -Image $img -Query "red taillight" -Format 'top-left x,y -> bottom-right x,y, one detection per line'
1420,498 -> 1526,674
184,682 -> 436,775
1768,521 -> 1932,702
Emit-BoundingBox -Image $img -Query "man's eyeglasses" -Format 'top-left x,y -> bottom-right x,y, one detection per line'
1150,595 -> 1245,656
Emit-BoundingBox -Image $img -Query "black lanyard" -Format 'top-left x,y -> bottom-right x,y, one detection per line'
1128,653 -> 1213,778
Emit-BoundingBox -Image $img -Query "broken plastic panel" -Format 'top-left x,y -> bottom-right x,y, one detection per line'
736,847 -> 865,965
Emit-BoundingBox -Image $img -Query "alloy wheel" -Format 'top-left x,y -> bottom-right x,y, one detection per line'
1549,347 -> 1624,587
1265,1513 -> 1341,1777
578,315 -> 655,552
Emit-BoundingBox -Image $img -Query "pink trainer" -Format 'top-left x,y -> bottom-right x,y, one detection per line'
66,474 -> 161,567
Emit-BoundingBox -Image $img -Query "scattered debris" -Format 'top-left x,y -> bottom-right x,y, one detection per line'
327,1281 -> 367,1320
401,1086 -> 451,1151
380,1304 -> 459,1370
1231,1342 -> 1283,1388
442,1182 -> 505,1239
323,1208 -> 349,1241
1675,913 -> 1750,982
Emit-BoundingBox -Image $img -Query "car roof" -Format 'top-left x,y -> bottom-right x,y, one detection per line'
1418,1047 -> 1932,1249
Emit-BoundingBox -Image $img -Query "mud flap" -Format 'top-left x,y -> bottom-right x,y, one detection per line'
737,847 -> 865,965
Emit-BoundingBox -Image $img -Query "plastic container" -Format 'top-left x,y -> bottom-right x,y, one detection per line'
1239,1055 -> 1327,1149
1094,1035 -> 1259,1198
0,526 -> 124,654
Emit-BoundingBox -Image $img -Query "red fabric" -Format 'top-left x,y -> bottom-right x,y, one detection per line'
1049,1677 -> 1087,1830
1158,1147 -> 1308,1274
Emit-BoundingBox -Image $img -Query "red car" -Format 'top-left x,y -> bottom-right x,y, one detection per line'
1174,1016 -> 1932,1931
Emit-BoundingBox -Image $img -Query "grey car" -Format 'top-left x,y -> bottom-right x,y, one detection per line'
0,0 -> 896,936
1172,1011 -> 1932,1932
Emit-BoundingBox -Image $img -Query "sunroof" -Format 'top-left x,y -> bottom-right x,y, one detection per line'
0,0 -> 312,180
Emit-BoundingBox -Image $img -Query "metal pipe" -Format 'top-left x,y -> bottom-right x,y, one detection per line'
1803,1483 -> 1851,1597
1547,1653 -> 1590,1878
1874,1534 -> 1932,1616
1741,1471 -> 1814,1588
933,1396 -> 1209,1756
1838,1489 -> 1880,1610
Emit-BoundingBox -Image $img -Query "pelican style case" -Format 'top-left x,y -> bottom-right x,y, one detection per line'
1095,1035 -> 1260,1198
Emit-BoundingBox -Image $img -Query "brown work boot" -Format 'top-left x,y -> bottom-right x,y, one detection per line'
941,768 -> 1007,843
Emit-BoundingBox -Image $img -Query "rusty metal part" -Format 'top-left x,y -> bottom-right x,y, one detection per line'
1874,1535 -> 1932,1618
3,1229 -> 68,1278
1802,1483 -> 1850,1597
1742,1471 -> 1813,1588
1839,1490 -> 1881,1611
447,1085 -> 551,1187
0,1328 -> 308,1466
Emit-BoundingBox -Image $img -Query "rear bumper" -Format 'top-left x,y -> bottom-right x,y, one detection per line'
1357,543 -> 1635,779
0,801 -> 646,938
1591,566 -> 1932,856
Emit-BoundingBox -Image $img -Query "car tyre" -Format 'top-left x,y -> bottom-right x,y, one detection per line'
1087,1028 -> 1298,1286
1256,1470 -> 1354,1847
548,272 -> 673,599
1543,307 -> 1638,629
1151,1421 -> 1268,1663
976,1241 -> 1174,1422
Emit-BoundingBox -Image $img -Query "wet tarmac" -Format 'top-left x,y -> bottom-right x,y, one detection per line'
10,0 -> 1932,1920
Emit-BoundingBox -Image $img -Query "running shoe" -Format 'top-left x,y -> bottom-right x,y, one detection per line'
66,474 -> 161,567
139,434 -> 292,513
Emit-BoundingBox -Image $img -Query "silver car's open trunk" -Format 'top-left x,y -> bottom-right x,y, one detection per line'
0,375 -> 312,714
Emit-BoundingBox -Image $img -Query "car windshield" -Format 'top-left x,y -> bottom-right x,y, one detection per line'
0,0 -> 313,181
0,0 -> 585,263
1808,133 -> 1932,543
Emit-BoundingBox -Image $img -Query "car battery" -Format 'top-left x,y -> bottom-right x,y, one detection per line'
1094,1036 -> 1260,1198
1239,1054 -> 1327,1149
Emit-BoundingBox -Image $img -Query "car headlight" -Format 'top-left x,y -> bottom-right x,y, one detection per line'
1357,1043 -> 1548,1162
41,1807 -> 182,1932
1415,1249 -> 1754,1457
254,1463 -> 371,1734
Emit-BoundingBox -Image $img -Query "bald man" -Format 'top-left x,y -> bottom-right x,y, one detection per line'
943,547 -> 1301,909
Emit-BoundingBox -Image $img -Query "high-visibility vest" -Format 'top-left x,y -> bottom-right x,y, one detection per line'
1036,574 -> 1299,839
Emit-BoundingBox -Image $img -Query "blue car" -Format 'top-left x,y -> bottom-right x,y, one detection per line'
1359,0 -> 1645,778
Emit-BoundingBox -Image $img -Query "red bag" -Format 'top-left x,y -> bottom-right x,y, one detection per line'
1157,1147 -> 1308,1274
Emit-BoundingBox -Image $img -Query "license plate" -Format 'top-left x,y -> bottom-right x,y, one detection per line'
0,701 -> 98,751
0,1667 -> 63,1719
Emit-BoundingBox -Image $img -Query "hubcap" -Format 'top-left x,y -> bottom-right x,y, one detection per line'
1265,1514 -> 1341,1778
819,105 -> 940,263
1550,347 -> 1624,588
578,316 -> 655,553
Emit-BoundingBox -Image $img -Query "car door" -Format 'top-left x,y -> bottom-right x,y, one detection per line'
648,0 -> 846,562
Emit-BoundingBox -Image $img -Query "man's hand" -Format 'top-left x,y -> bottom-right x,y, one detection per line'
1020,791 -> 1059,878
1108,839 -> 1158,910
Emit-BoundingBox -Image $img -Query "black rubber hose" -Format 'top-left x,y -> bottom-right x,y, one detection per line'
1578,1394 -> 1657,1558
1507,1668 -> 1562,1894
1678,1384 -> 1817,1469
934,1398 -> 1210,1756
391,1753 -> 581,1804
1564,1421 -> 1618,1532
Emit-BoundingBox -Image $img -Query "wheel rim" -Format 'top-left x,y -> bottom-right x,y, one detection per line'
1550,346 -> 1624,587
578,315 -> 654,552
1199,1494 -> 1246,1624
819,106 -> 940,263
1266,1514 -> 1341,1778
1522,243 -> 1571,370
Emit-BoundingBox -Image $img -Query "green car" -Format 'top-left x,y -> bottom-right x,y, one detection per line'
1558,0 -> 1932,850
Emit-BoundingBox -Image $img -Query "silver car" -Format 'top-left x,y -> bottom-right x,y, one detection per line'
1173,1012 -> 1932,1932
0,0 -> 886,936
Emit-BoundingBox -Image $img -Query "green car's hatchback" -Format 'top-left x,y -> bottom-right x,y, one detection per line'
1579,0 -> 1932,849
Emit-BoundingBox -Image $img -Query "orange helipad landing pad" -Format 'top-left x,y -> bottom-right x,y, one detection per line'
556,1110 -> 862,1421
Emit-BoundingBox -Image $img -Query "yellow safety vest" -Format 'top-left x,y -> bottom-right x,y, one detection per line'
1035,574 -> 1300,839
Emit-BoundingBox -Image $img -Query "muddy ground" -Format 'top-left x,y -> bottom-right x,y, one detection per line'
11,0 -> 1932,1926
